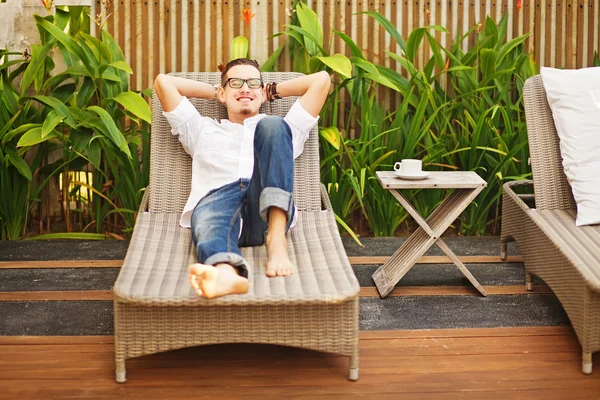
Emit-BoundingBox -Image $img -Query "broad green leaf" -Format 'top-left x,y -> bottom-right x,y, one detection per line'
101,69 -> 122,82
87,106 -> 132,158
108,61 -> 133,74
6,151 -> 32,181
285,25 -> 328,57
260,43 -> 285,72
42,110 -> 65,138
2,124 -> 42,145
77,77 -> 96,108
110,91 -> 151,123
320,126 -> 341,150
37,16 -> 96,75
230,36 -> 249,60
296,2 -> 323,56
406,28 -> 426,63
20,41 -> 54,95
27,95 -> 77,128
17,127 -> 57,147
0,112 -> 20,142
425,32 -> 445,70
360,11 -> 407,54
497,34 -> 529,65
87,137 -> 102,169
480,48 -> 498,78
316,54 -> 352,80
333,30 -> 365,59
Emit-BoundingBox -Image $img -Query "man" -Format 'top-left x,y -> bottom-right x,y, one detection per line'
153,59 -> 330,299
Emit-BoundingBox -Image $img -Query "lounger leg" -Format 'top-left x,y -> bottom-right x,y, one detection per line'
349,353 -> 359,381
116,358 -> 127,383
582,352 -> 593,374
525,272 -> 534,291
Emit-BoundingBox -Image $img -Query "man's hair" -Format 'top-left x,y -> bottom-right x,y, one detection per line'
220,58 -> 262,86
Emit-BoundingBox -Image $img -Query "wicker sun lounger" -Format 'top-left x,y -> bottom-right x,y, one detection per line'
500,75 -> 600,374
112,72 -> 360,383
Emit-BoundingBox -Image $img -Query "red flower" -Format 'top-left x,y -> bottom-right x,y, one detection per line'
445,58 -> 450,71
242,8 -> 255,26
517,0 -> 522,12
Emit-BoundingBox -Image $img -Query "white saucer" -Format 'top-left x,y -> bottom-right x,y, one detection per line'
394,171 -> 430,180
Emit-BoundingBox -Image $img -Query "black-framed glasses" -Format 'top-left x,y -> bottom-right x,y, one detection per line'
222,77 -> 264,89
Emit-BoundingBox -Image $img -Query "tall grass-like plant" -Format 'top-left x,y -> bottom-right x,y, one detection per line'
281,7 -> 536,236
0,50 -> 40,239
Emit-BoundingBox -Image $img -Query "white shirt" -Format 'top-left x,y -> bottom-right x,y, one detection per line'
163,97 -> 319,228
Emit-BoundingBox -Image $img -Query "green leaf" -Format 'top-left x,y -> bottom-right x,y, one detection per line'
285,25 -> 328,57
360,11 -> 407,54
17,127 -> 57,147
87,106 -> 132,158
406,28 -> 426,63
296,2 -> 323,56
0,110 -> 21,142
101,69 -> 122,82
36,16 -> 96,76
87,137 -> 102,169
480,48 -> 498,79
496,34 -> 529,65
27,95 -> 77,128
333,30 -> 365,59
334,213 -> 364,247
6,151 -> 32,181
20,41 -> 55,95
316,54 -> 352,80
2,124 -> 42,145
320,126 -> 341,150
230,36 -> 249,60
108,61 -> 133,74
110,92 -> 151,123
77,77 -> 96,108
42,110 -> 65,138
260,43 -> 285,72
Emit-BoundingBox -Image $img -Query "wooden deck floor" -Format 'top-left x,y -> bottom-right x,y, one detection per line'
1,327 -> 599,400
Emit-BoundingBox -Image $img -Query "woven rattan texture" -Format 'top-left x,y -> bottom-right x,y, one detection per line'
501,183 -> 600,355
114,299 -> 359,362
149,72 -> 321,214
502,76 -> 600,368
523,75 -> 576,211
114,210 -> 360,305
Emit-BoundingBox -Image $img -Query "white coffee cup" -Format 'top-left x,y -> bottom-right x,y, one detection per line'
394,159 -> 422,175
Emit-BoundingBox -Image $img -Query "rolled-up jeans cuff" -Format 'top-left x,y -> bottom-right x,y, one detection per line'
204,252 -> 250,279
259,187 -> 294,223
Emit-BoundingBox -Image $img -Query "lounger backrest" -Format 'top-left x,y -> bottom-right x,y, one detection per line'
523,75 -> 576,211
149,72 -> 321,213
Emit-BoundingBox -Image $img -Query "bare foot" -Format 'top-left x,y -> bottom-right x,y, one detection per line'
265,235 -> 294,277
188,263 -> 249,299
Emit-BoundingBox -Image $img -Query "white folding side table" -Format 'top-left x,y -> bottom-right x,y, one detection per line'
373,171 -> 488,298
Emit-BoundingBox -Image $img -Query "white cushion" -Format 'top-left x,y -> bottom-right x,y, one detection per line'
540,67 -> 600,226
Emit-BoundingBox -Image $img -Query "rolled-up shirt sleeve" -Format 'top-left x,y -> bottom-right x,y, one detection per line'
284,99 -> 319,159
162,97 -> 204,155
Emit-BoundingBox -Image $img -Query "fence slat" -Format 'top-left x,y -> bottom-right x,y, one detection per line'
105,0 -> 600,91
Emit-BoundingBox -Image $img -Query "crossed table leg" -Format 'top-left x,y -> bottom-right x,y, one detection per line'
372,186 -> 488,298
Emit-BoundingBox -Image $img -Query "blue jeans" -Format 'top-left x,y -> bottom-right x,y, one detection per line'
190,116 -> 295,279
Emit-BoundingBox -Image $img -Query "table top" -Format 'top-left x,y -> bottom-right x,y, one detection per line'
376,171 -> 487,189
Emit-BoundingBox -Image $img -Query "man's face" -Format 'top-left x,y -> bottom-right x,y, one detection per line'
217,65 -> 266,119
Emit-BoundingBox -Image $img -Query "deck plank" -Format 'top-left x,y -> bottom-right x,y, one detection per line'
0,327 -> 597,399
